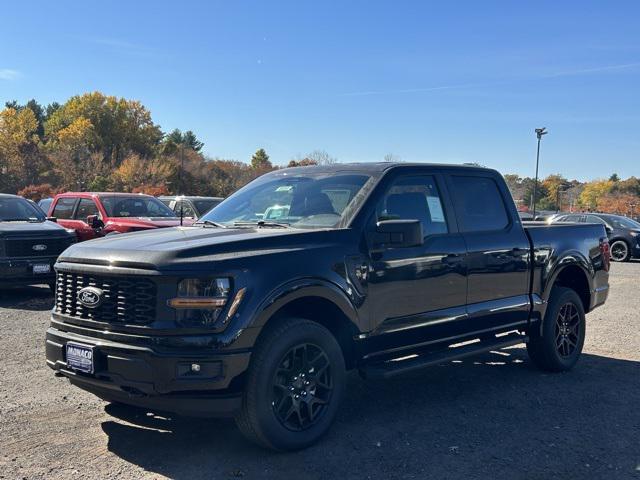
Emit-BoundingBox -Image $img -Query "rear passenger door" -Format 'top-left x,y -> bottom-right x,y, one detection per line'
447,173 -> 531,332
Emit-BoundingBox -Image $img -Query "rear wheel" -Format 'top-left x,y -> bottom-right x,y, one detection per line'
610,240 -> 630,262
527,287 -> 586,372
235,318 -> 346,451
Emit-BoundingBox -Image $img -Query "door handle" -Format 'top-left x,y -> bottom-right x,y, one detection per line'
443,254 -> 463,265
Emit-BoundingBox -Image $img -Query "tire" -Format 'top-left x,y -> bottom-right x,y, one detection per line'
235,317 -> 346,451
610,239 -> 630,262
527,287 -> 586,372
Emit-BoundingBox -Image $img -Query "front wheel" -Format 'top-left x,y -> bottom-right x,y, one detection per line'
235,318 -> 346,451
610,240 -> 630,262
527,287 -> 586,372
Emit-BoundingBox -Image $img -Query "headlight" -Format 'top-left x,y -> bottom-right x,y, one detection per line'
168,278 -> 231,327
630,231 -> 639,237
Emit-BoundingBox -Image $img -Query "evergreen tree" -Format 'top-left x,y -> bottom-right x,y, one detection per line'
251,148 -> 272,169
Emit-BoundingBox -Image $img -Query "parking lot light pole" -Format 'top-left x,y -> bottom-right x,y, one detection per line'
532,127 -> 548,219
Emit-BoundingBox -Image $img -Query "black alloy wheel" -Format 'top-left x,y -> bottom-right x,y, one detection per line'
272,343 -> 333,431
235,317 -> 346,451
554,302 -> 581,358
527,287 -> 586,372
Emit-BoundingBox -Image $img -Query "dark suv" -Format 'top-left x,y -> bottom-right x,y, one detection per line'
551,212 -> 640,262
0,194 -> 75,290
46,163 -> 609,450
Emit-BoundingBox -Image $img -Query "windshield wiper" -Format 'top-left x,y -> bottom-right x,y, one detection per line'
233,220 -> 290,229
195,220 -> 227,228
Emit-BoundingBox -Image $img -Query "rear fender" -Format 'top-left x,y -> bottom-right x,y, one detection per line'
535,251 -> 593,336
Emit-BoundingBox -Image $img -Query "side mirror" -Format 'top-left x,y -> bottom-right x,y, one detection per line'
87,215 -> 104,229
46,216 -> 57,223
605,225 -> 613,235
373,219 -> 423,249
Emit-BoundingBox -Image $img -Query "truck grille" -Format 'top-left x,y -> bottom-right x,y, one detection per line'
5,237 -> 71,257
54,271 -> 157,324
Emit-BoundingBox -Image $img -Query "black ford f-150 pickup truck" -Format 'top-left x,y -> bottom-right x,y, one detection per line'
46,163 -> 610,450
0,194 -> 76,290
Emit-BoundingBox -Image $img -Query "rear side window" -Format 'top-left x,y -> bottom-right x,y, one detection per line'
586,215 -> 606,225
52,198 -> 77,220
450,176 -> 509,232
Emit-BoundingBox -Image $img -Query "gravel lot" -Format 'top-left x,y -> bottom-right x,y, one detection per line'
0,262 -> 638,480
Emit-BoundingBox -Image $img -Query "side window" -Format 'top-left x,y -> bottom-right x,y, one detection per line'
52,198 -> 77,220
450,176 -> 509,232
74,199 -> 99,220
175,200 -> 196,218
377,175 -> 448,236
586,215 -> 606,225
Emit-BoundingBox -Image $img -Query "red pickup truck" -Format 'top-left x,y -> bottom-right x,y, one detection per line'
48,192 -> 188,241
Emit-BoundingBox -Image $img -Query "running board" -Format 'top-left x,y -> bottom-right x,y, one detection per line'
359,333 -> 528,379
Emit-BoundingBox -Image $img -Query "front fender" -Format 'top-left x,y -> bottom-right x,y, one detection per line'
251,277 -> 361,330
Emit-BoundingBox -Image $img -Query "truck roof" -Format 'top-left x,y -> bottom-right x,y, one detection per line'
274,162 -> 496,175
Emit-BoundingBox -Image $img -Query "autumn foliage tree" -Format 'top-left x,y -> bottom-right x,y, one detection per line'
0,91 -> 279,197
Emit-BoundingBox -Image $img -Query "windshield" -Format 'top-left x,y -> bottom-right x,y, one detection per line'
99,196 -> 177,218
606,215 -> 640,229
0,197 -> 46,222
193,199 -> 221,216
200,172 -> 372,229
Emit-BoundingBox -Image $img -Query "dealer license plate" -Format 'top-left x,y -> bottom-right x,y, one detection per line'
66,342 -> 94,374
32,264 -> 51,274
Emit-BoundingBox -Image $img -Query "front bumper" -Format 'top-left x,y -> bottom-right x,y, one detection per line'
632,242 -> 640,258
0,258 -> 56,286
46,326 -> 251,417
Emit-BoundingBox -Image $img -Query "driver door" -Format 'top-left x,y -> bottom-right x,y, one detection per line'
71,198 -> 103,241
365,173 -> 468,353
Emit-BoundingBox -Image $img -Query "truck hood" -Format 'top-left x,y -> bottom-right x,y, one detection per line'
58,225 -> 348,270
0,220 -> 71,238
105,217 -> 194,228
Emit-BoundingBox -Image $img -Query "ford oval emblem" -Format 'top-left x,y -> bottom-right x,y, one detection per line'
32,244 -> 47,251
77,287 -> 103,308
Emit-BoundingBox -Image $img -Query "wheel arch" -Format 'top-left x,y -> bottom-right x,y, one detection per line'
544,256 -> 594,313
252,280 -> 362,370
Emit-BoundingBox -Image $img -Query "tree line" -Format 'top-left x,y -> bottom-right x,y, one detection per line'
504,173 -> 640,217
0,92 -> 335,200
1,91 -> 638,217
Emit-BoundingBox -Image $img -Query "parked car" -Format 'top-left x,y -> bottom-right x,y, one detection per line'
38,197 -> 54,215
158,195 -> 224,219
0,194 -> 75,290
46,163 -> 610,450
47,192 -> 191,241
550,212 -> 640,262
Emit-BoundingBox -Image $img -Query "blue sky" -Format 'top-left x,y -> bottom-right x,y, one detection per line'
1,1 -> 639,180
